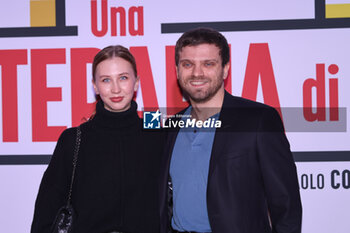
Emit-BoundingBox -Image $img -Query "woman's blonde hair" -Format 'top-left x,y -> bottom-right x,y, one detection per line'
92,45 -> 137,81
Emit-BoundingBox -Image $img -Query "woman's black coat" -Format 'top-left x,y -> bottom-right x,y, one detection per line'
31,101 -> 163,233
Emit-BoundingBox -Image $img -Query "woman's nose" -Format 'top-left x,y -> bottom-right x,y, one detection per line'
111,81 -> 121,93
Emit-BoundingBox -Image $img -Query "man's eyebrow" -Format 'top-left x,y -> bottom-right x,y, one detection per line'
179,58 -> 219,62
179,59 -> 192,62
203,59 -> 219,62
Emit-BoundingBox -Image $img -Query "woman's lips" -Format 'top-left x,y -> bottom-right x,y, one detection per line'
110,97 -> 124,103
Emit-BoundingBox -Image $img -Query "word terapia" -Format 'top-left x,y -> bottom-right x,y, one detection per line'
0,44 -> 341,142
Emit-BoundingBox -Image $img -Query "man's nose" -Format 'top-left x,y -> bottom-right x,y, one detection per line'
192,64 -> 204,77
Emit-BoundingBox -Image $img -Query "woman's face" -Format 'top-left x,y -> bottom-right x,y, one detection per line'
93,57 -> 139,112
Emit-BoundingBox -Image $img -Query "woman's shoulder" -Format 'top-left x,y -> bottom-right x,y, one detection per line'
53,127 -> 80,156
61,118 -> 95,137
58,126 -> 80,140
56,127 -> 74,142
56,120 -> 91,146
51,122 -> 92,162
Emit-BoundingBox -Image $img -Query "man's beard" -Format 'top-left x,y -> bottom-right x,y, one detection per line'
179,72 -> 224,103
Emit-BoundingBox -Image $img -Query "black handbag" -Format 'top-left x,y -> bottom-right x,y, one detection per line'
51,126 -> 81,233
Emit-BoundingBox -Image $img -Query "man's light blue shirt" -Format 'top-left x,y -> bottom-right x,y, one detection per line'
170,107 -> 219,232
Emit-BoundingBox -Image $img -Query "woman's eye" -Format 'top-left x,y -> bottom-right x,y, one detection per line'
102,78 -> 110,82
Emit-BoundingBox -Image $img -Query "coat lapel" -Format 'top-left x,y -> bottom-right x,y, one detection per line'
208,91 -> 239,179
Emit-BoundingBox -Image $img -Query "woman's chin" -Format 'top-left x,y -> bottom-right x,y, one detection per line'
104,102 -> 130,112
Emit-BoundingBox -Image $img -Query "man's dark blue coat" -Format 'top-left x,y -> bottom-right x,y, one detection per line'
159,91 -> 302,233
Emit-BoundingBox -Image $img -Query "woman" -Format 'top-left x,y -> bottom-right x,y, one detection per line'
31,45 -> 162,233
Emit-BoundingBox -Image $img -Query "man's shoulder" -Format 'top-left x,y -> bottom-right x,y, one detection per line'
221,92 -> 282,129
223,92 -> 272,110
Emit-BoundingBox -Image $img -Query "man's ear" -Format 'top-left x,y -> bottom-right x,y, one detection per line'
176,66 -> 179,79
223,63 -> 230,80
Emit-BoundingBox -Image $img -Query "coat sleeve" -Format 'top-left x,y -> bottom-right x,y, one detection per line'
256,108 -> 302,233
31,128 -> 77,233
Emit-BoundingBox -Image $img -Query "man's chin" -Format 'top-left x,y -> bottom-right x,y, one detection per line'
188,93 -> 212,103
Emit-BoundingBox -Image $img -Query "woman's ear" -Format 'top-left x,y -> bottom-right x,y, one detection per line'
134,76 -> 140,92
92,79 -> 99,95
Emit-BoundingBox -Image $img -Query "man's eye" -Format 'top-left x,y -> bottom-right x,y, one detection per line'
183,63 -> 192,68
204,62 -> 214,67
120,76 -> 128,80
102,78 -> 110,82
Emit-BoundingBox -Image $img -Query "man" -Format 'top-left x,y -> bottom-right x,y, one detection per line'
159,28 -> 302,233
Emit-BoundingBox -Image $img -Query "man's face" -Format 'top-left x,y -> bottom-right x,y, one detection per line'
176,43 -> 229,103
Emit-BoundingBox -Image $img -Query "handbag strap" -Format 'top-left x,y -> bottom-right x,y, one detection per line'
66,126 -> 81,205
